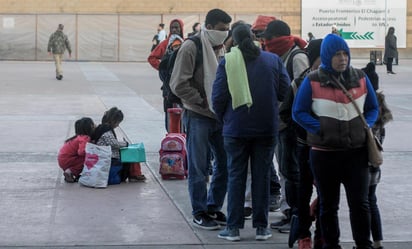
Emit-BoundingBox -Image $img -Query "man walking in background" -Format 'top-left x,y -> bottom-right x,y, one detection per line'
47,24 -> 71,80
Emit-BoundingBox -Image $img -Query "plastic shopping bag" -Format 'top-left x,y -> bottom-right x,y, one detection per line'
79,143 -> 112,188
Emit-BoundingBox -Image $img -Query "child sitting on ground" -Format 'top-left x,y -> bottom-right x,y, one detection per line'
91,107 -> 146,183
92,107 -> 128,184
58,117 -> 95,183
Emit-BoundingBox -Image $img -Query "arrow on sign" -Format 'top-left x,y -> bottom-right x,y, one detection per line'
340,29 -> 374,40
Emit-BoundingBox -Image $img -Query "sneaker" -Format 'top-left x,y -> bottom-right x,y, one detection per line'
298,237 -> 313,249
270,218 -> 290,229
278,221 -> 291,233
63,169 -> 75,183
243,207 -> 252,220
256,227 -> 272,241
207,211 -> 227,225
129,175 -> 146,182
288,215 -> 299,247
218,227 -> 240,241
193,213 -> 220,230
269,194 -> 281,212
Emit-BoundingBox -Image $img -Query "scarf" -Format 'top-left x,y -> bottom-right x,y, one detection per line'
264,36 -> 307,56
225,46 -> 253,109
200,25 -> 228,113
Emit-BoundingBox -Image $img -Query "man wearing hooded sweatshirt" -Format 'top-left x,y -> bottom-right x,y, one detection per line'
148,19 -> 184,70
169,8 -> 232,230
148,19 -> 184,131
292,34 -> 379,249
47,24 -> 72,80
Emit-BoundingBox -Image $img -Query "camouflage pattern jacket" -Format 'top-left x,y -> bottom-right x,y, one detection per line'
47,30 -> 71,54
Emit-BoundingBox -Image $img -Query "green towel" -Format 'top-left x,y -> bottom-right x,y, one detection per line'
225,47 -> 253,109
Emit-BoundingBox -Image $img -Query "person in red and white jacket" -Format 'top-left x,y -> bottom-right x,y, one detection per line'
292,34 -> 379,249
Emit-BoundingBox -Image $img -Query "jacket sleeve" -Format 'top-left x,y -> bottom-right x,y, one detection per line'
363,77 -> 379,127
65,35 -> 72,54
77,135 -> 90,156
292,53 -> 309,80
169,40 -> 204,106
276,58 -> 291,102
147,39 -> 168,70
292,77 -> 320,134
279,86 -> 294,125
47,33 -> 53,52
212,60 -> 229,123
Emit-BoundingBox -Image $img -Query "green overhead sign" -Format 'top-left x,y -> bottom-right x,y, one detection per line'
339,29 -> 374,40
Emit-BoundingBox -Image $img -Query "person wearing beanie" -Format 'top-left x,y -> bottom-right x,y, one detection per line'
47,23 -> 72,80
263,19 -> 309,234
279,38 -> 323,249
292,34 -> 379,249
251,15 -> 277,36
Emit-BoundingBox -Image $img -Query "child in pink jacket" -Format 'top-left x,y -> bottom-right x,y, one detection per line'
58,117 -> 95,182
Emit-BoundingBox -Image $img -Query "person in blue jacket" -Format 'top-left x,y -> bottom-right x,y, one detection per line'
212,23 -> 290,241
292,34 -> 379,249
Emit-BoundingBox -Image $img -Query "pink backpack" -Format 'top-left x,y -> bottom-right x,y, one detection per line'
159,133 -> 187,180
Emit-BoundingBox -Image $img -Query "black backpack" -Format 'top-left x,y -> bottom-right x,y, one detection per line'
286,46 -> 308,81
158,36 -> 202,105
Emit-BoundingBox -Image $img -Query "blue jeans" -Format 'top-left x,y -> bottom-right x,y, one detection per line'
369,182 -> 383,242
310,147 -> 372,249
183,110 -> 227,215
224,136 -> 276,229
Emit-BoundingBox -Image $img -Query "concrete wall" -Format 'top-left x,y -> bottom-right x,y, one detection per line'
0,0 -> 411,60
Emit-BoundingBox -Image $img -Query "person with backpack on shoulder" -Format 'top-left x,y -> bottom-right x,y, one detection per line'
279,39 -> 323,249
147,19 -> 184,131
262,19 -> 309,233
169,8 -> 232,231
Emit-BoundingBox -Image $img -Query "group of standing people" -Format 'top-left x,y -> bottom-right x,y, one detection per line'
146,8 -> 391,249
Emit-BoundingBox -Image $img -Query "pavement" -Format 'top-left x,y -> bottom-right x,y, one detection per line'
0,59 -> 411,249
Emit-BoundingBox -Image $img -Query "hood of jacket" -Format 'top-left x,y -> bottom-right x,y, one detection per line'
169,19 -> 184,38
320,34 -> 350,74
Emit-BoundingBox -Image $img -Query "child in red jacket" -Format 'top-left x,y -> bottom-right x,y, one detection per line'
58,117 -> 95,183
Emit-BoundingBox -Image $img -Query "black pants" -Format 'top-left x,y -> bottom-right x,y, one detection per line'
386,57 -> 393,72
310,147 -> 372,249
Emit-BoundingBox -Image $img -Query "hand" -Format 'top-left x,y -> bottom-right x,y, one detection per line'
68,53 -> 72,59
123,137 -> 129,146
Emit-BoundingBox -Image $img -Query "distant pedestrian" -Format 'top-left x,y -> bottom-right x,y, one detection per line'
157,23 -> 167,43
307,32 -> 315,42
47,24 -> 72,80
331,25 -> 342,37
384,27 -> 397,74
188,22 -> 201,37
